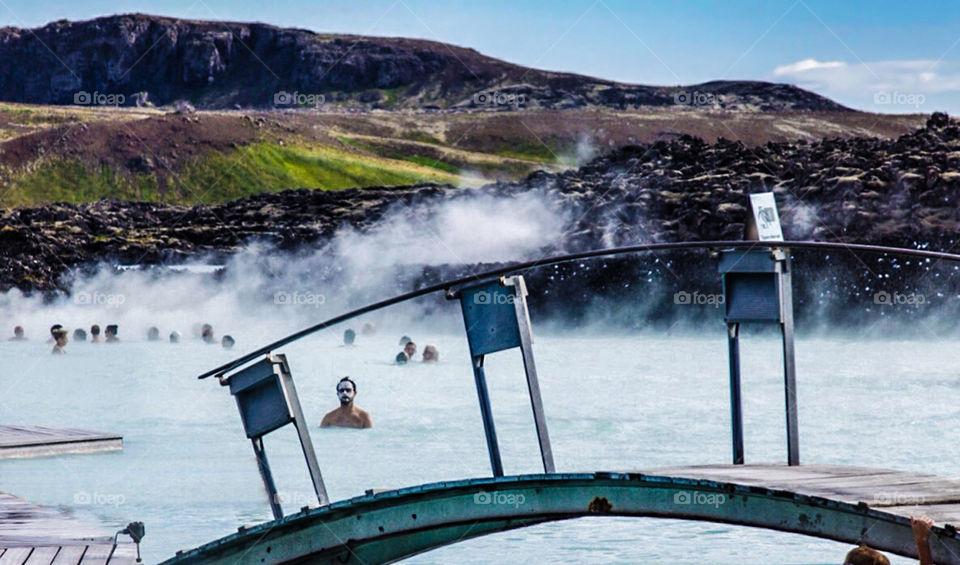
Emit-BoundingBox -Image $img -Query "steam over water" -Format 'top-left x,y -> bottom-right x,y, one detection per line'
0,329 -> 949,564
0,195 -> 953,564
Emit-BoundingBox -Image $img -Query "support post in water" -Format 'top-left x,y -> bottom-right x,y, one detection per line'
719,192 -> 799,466
221,353 -> 330,519
450,275 -> 555,476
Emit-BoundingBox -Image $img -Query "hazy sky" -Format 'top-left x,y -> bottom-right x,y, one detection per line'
1,0 -> 958,113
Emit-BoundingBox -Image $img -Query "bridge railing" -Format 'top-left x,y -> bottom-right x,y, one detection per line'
198,240 -> 960,518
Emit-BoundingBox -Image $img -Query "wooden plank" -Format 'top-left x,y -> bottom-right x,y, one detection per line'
76,544 -> 112,565
50,547 -> 85,565
0,547 -> 33,565
0,425 -> 122,460
23,547 -> 59,565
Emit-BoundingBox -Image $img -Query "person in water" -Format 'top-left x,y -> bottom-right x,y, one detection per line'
221,335 -> 235,349
422,345 -> 439,363
105,325 -> 120,343
843,516 -> 933,564
48,324 -> 63,343
201,324 -> 215,344
342,329 -> 356,346
395,351 -> 409,364
147,327 -> 160,341
90,324 -> 102,343
51,328 -> 68,354
361,322 -> 377,336
399,335 -> 412,346
169,331 -> 181,344
403,341 -> 417,360
9,326 -> 26,341
72,328 -> 87,342
320,377 -> 372,429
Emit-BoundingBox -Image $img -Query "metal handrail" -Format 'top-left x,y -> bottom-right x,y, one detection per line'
198,239 -> 960,380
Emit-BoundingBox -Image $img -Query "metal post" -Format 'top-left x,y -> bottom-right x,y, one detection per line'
727,322 -> 744,465
252,437 -> 283,520
779,251 -> 800,466
471,354 -> 504,477
508,277 -> 555,474
274,355 -> 330,505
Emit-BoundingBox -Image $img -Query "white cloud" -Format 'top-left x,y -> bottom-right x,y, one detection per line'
771,58 -> 960,95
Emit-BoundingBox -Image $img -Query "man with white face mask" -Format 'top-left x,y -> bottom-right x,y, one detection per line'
320,377 -> 372,429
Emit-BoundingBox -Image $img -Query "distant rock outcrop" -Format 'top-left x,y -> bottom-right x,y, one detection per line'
0,13 -> 849,112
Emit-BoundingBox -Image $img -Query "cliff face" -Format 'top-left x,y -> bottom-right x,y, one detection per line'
0,14 -> 849,111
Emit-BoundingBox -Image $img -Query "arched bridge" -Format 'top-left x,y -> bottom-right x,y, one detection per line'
164,466 -> 960,564
167,240 -> 960,564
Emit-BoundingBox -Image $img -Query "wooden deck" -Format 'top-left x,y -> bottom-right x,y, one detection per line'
0,492 -> 136,564
650,463 -> 960,522
0,426 -> 122,459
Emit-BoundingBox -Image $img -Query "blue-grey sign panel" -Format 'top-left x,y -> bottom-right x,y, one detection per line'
724,273 -> 780,322
459,282 -> 521,357
229,359 -> 293,438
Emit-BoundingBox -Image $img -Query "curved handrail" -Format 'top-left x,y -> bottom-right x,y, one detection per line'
198,239 -> 960,380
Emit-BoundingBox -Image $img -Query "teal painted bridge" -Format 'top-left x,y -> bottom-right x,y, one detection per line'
170,240 -> 960,564
163,464 -> 960,564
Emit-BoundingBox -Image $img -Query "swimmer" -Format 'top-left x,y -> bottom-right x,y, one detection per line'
395,351 -> 409,364
422,345 -> 439,363
48,324 -> 63,343
90,324 -> 102,343
403,341 -> 417,360
8,326 -> 26,341
320,377 -> 372,429
51,328 -> 68,354
398,335 -> 412,346
72,328 -> 87,342
361,322 -> 376,336
147,327 -> 160,341
221,335 -> 235,349
342,329 -> 356,346
105,324 -> 120,343
202,324 -> 215,344
169,331 -> 181,344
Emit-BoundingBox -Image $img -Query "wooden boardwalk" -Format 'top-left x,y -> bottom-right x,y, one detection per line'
651,463 -> 960,522
0,492 -> 136,564
0,426 -> 122,459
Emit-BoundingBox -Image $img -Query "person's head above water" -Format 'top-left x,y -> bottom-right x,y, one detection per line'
52,328 -> 68,345
202,324 -> 215,343
336,377 -> 357,406
221,335 -> 235,349
403,341 -> 417,359
422,345 -> 439,363
13,326 -> 24,338
169,331 -> 181,344
395,351 -> 409,364
90,325 -> 100,336
843,545 -> 890,565
105,325 -> 119,342
343,329 -> 356,345
50,324 -> 62,336
147,327 -> 160,341
399,335 -> 412,346
72,328 -> 87,342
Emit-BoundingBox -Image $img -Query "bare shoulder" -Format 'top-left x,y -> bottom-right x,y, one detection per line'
357,408 -> 373,428
320,410 -> 336,427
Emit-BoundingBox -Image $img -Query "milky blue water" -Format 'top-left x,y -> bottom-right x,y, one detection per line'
1,325 -> 955,564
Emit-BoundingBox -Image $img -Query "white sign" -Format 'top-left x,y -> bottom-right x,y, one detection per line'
749,192 -> 784,241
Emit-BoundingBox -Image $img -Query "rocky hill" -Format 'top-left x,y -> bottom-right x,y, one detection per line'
0,13 -> 849,112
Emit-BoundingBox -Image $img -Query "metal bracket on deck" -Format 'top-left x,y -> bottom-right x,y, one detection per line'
220,353 -> 329,519
719,248 -> 799,466
447,275 -> 555,477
